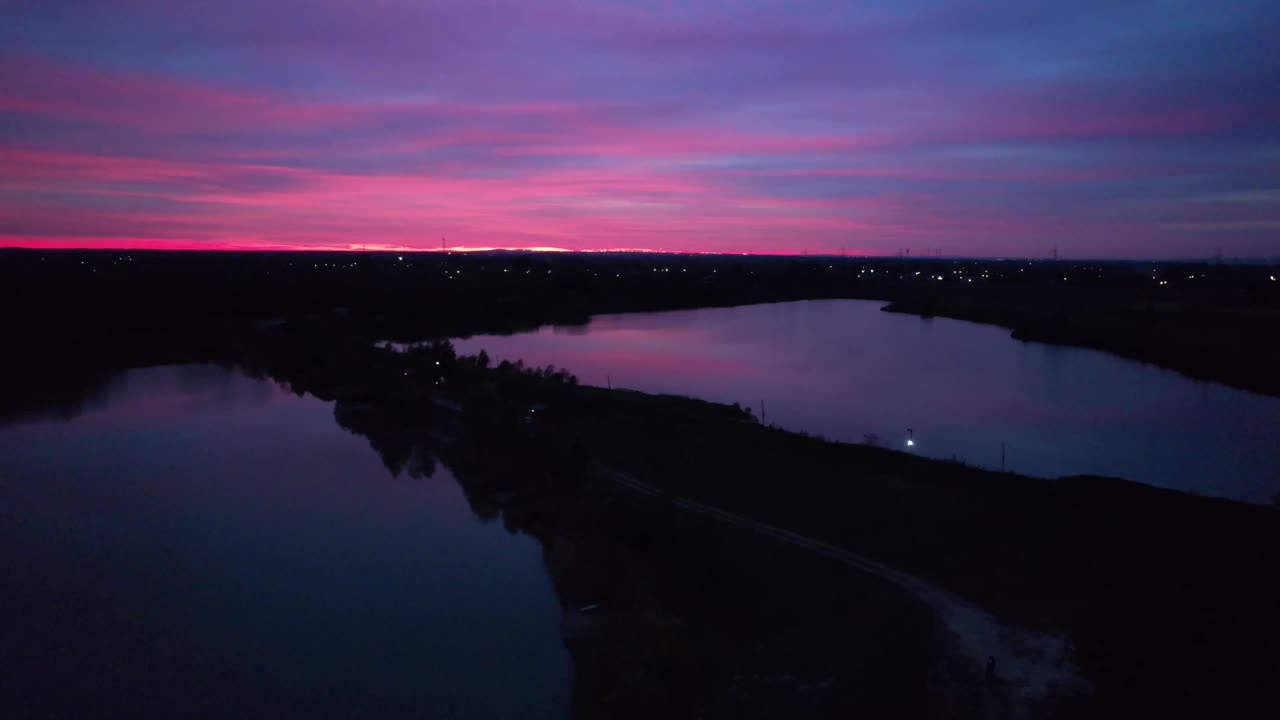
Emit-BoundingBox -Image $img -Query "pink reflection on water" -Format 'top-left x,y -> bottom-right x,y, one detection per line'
456,324 -> 764,391
452,300 -> 1280,502
65,366 -> 299,426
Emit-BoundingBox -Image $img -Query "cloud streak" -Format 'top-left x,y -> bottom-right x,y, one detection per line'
1,0 -> 1278,256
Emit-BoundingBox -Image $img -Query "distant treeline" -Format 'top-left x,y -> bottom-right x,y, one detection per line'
4,249 -> 1279,393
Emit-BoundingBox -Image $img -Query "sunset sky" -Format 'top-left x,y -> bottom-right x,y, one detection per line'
2,0 -> 1277,257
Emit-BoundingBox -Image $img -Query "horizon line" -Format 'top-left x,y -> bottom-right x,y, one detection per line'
2,244 -> 1276,264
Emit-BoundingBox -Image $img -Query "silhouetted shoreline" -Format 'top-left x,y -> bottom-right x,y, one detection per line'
5,249 -> 1279,396
5,333 -> 1277,717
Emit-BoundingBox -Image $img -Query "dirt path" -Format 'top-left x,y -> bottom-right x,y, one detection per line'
610,471 -> 1091,717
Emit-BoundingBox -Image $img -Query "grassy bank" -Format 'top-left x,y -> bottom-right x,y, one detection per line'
414,385 -> 962,718
490,377 -> 1280,719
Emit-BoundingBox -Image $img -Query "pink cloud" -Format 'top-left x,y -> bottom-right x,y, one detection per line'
3,25 -> 1276,260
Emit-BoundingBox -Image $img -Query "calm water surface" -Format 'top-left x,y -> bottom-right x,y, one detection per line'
0,365 -> 569,718
454,299 -> 1280,503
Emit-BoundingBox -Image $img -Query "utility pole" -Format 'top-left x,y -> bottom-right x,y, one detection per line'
760,399 -> 766,425
1001,442 -> 1006,472
606,375 -> 611,390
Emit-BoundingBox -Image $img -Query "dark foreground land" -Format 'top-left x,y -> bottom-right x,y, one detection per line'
3,249 -> 1280,717
517,380 -> 1279,718
3,248 -> 1280,395
5,325 -> 1278,718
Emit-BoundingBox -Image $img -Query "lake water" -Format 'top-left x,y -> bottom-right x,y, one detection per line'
0,365 -> 569,718
453,299 -> 1280,503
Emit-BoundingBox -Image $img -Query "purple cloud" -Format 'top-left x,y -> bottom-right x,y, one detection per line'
1,0 -> 1277,256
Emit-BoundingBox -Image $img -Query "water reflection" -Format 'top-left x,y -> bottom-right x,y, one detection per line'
0,368 -> 117,426
453,300 -> 1280,502
0,366 -> 569,718
0,364 -> 276,428
334,400 -> 438,479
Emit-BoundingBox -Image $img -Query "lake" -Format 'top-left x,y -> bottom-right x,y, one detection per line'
453,299 -> 1280,503
0,365 -> 570,718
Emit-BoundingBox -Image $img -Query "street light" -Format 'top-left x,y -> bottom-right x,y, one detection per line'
906,428 -> 914,447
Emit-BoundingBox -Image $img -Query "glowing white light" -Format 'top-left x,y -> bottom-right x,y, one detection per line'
906,439 -> 915,447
